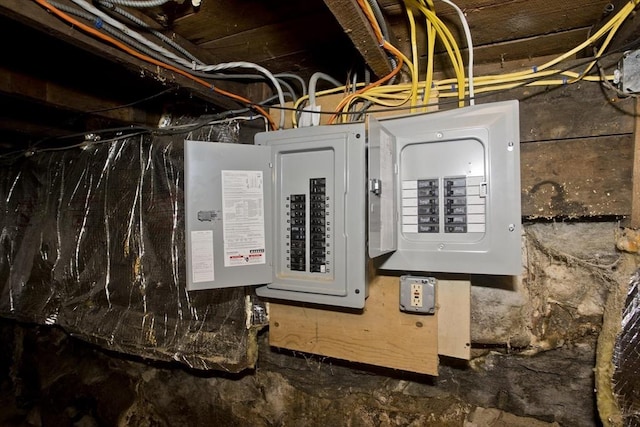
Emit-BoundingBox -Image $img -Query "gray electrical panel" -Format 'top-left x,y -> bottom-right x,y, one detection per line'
184,100 -> 521,310
374,100 -> 522,275
254,124 -> 368,308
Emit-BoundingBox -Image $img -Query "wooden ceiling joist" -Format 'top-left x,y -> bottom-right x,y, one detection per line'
0,0 -> 246,111
323,0 -> 394,78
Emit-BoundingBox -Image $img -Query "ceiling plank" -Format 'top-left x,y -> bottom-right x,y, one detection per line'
171,0 -> 330,43
323,0 -> 394,78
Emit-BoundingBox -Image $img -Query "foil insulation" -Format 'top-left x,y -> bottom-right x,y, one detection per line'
613,269 -> 640,425
0,122 -> 264,372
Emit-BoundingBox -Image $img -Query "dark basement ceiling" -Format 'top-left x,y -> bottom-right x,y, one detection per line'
0,0 -> 631,149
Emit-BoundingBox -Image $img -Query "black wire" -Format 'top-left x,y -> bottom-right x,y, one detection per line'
82,86 -> 179,114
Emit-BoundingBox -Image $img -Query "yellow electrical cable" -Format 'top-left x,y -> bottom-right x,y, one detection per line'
328,41 -> 405,124
405,0 -> 466,105
308,0 -> 637,121
406,6 -> 420,110
471,0 -> 636,86
327,0 -> 411,124
423,18 -> 437,112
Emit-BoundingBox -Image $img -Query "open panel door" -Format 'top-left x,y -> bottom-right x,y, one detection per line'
367,116 -> 398,258
184,140 -> 273,290
378,100 -> 522,276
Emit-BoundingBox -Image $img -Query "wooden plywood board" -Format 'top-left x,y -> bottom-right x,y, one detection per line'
437,280 -> 471,360
268,274 -> 439,376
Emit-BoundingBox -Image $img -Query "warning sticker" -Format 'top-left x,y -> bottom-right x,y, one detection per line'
221,170 -> 266,267
190,230 -> 215,283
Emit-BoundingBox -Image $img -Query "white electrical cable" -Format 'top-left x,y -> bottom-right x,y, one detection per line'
70,0 -> 192,66
303,72 -> 343,126
439,0 -> 475,105
197,62 -> 286,128
103,0 -> 170,7
308,72 -> 343,108
276,73 -> 308,96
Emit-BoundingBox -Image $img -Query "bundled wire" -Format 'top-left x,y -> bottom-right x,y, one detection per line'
318,0 -> 640,124
33,0 -> 640,131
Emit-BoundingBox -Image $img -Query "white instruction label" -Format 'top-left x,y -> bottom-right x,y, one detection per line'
191,230 -> 215,283
221,170 -> 266,267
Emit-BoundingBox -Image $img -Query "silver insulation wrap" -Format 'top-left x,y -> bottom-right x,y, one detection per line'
0,122 -> 262,372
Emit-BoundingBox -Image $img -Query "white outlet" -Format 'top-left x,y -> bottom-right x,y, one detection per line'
411,283 -> 423,307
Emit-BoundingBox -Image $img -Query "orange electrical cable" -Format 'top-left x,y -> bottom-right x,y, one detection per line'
327,46 -> 403,124
33,0 -> 277,130
327,0 -> 405,124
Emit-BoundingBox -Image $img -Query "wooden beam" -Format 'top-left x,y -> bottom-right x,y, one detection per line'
631,98 -> 640,227
323,0 -> 394,78
0,0 -> 245,111
0,66 -> 159,126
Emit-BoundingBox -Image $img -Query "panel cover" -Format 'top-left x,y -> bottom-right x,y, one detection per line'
185,141 -> 273,290
378,100 -> 522,276
255,124 -> 368,309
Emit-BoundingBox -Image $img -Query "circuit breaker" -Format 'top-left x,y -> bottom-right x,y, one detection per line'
184,124 -> 368,309
371,100 -> 522,275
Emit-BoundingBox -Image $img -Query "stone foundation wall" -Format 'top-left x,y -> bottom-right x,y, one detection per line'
0,221 -> 634,426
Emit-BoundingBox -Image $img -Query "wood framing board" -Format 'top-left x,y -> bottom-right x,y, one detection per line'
437,279 -> 471,360
268,274 -> 439,376
631,98 -> 640,227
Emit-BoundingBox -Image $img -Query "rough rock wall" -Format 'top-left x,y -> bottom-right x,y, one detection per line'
0,220 -> 633,426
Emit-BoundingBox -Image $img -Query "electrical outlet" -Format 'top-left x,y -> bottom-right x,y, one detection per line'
411,283 -> 423,307
400,275 -> 436,314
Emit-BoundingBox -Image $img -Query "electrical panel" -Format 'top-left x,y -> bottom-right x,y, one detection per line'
254,124 -> 367,308
184,124 -> 368,309
372,100 -> 522,275
184,100 -> 521,309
